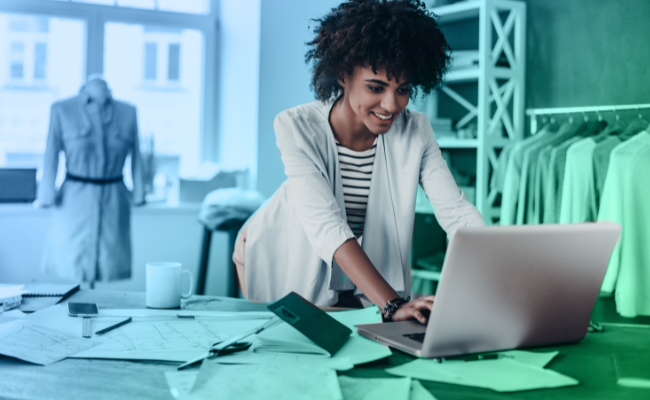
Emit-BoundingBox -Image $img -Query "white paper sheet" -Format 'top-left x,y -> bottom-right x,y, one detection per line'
187,362 -> 343,400
0,320 -> 99,365
164,370 -> 199,399
72,318 -> 265,361
338,376 -> 411,400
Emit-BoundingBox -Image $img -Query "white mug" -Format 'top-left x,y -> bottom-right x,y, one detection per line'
146,262 -> 193,309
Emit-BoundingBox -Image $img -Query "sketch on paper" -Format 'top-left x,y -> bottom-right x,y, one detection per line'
97,320 -> 230,352
0,320 -> 98,366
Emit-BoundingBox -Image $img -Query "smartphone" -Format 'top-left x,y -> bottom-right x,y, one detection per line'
67,302 -> 99,317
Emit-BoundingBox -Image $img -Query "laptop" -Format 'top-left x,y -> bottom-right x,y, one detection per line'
357,223 -> 621,358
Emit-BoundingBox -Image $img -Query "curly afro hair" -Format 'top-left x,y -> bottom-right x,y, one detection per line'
305,0 -> 451,102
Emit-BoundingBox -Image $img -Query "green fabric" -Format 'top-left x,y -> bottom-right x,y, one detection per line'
542,121 -> 605,224
515,126 -> 562,225
500,127 -> 553,225
599,131 -> 650,317
559,138 -> 597,223
593,136 -> 622,206
532,145 -> 554,224
529,122 -> 583,224
544,136 -> 582,224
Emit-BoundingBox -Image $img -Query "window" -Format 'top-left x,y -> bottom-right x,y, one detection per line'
10,42 -> 24,79
34,42 -> 47,80
48,0 -> 211,14
0,1 -> 217,180
0,13 -> 85,170
144,42 -> 157,80
167,43 -> 180,81
105,23 -> 203,174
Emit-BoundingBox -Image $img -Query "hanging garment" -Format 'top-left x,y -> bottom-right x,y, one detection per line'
514,123 -> 565,225
499,126 -> 554,225
559,138 -> 598,223
530,121 -> 583,224
543,121 -> 605,224
593,136 -> 622,205
599,130 -> 650,317
38,88 -> 144,282
593,119 -> 648,207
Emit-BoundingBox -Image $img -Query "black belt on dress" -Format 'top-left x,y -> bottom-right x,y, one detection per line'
66,173 -> 123,185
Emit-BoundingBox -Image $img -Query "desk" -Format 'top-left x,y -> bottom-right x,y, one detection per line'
0,290 -> 648,400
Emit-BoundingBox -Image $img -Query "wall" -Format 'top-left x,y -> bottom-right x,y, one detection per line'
255,0 -> 342,198
524,0 -> 650,109
217,0 -> 261,188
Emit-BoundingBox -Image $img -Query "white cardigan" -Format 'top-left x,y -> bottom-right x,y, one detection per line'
245,100 -> 484,306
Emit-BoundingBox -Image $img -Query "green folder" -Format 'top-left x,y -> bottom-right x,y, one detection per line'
267,292 -> 352,356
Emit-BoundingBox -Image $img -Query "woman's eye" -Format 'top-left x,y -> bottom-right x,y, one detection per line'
398,87 -> 411,95
369,86 -> 383,93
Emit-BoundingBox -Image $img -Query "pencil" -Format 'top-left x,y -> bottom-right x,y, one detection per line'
95,317 -> 132,335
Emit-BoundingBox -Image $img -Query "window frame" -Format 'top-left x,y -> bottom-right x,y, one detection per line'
0,0 -> 220,162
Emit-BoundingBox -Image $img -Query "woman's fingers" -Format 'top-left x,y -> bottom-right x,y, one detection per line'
411,309 -> 427,324
415,299 -> 434,311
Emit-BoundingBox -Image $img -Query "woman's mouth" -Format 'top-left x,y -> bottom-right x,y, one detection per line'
371,111 -> 395,122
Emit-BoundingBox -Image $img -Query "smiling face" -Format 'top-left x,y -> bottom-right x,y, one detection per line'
340,66 -> 411,135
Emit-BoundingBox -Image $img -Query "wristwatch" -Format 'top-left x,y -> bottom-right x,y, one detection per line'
382,296 -> 410,322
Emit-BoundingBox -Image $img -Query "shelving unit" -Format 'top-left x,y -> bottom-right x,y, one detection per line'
430,0 -> 527,223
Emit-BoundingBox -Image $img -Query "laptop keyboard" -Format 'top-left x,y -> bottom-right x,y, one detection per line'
403,332 -> 425,343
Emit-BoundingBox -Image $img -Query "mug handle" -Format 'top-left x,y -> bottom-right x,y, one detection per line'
181,270 -> 193,299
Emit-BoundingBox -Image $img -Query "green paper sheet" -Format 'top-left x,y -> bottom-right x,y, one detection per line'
187,362 -> 343,400
338,376 -> 411,400
386,352 -> 578,393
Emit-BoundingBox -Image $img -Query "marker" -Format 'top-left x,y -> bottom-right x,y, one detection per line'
95,317 -> 132,335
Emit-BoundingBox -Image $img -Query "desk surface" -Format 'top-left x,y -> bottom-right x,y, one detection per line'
1,290 -> 648,400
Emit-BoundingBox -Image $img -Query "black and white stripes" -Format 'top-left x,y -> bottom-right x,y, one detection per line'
337,138 -> 377,237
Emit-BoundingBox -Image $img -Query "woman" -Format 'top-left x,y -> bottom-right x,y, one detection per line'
234,0 -> 484,322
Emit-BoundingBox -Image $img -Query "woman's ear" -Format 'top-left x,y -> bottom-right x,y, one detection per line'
337,76 -> 345,87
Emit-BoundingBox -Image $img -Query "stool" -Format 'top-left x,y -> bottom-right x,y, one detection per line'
196,188 -> 265,296
197,219 -> 246,296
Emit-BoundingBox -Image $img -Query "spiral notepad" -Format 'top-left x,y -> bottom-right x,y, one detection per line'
22,283 -> 79,298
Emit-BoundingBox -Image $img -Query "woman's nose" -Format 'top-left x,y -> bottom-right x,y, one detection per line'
380,91 -> 398,113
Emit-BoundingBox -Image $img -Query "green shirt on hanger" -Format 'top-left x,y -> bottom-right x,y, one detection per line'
499,126 -> 552,225
543,136 -> 582,224
592,136 -> 621,205
515,125 -> 560,224
543,121 -> 605,224
559,138 -> 597,223
599,130 -> 650,317
531,121 -> 582,224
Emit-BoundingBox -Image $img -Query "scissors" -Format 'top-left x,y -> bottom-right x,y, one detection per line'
177,316 -> 282,370
208,341 -> 252,357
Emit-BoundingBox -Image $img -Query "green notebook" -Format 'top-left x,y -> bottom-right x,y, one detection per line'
267,292 -> 352,356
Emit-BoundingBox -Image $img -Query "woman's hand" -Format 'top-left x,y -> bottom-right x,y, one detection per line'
390,296 -> 435,324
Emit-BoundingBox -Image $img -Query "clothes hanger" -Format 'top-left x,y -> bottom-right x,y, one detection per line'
619,108 -> 649,140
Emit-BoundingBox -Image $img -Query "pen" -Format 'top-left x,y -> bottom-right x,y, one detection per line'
95,317 -> 132,335
435,353 -> 504,363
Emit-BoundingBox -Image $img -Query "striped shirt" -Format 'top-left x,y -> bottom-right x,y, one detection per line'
337,138 -> 377,238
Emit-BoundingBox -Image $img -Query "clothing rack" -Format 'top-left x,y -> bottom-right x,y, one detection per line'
526,103 -> 650,134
